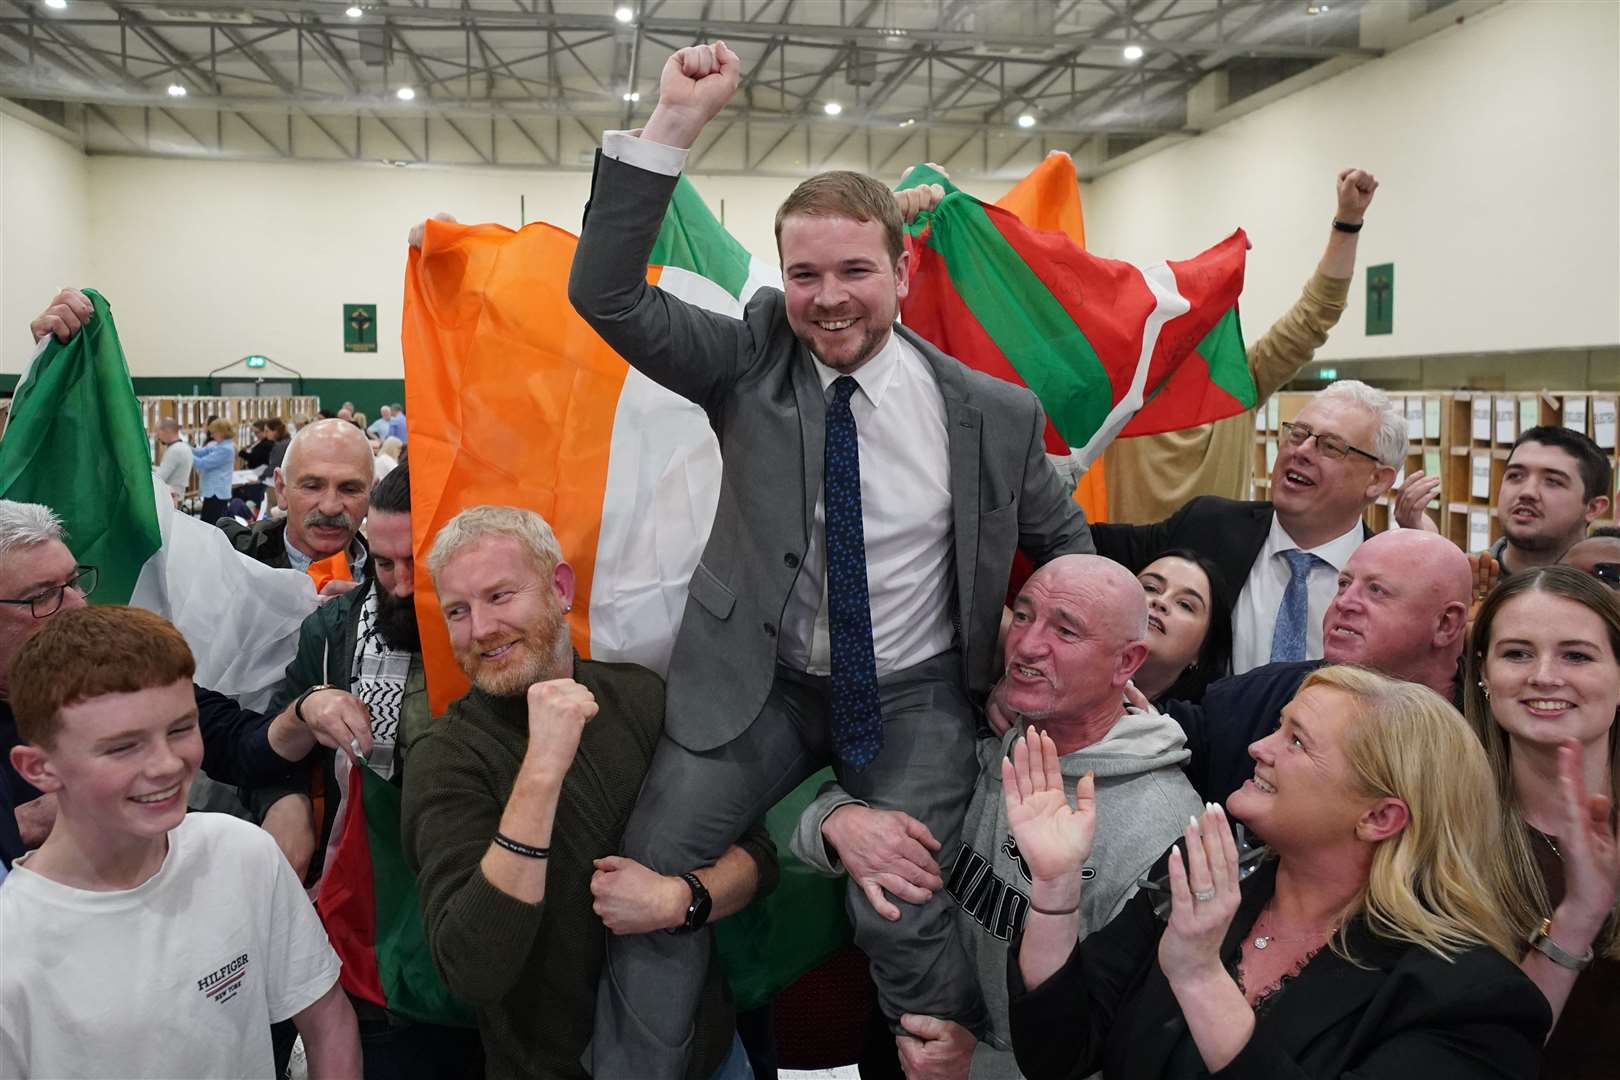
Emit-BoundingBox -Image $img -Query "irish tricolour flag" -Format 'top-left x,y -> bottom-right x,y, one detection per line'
403,177 -> 779,713
0,290 -> 317,709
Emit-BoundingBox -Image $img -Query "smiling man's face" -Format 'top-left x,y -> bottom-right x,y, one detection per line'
779,213 -> 908,374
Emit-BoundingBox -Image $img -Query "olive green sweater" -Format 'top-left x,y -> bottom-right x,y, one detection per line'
401,657 -> 777,1079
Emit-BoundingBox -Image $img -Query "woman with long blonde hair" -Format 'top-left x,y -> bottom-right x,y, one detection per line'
1466,565 -> 1619,1078
1006,664 -> 1548,1079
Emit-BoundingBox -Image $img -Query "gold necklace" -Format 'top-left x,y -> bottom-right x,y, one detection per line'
1534,828 -> 1562,860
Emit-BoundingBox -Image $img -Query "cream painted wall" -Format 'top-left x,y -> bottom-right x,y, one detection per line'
1081,0 -> 1620,361
1,108 -> 90,378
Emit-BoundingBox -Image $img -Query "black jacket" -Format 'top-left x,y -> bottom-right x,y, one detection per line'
1091,496 -> 1374,613
1007,856 -> 1550,1080
217,516 -> 370,575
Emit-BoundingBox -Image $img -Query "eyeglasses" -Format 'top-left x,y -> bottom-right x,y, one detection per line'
1594,563 -> 1620,590
0,565 -> 98,619
1280,421 -> 1381,464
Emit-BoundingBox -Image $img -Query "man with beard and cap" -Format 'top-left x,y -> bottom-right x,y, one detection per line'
219,417 -> 374,595
240,462 -> 483,1078
402,504 -> 776,1080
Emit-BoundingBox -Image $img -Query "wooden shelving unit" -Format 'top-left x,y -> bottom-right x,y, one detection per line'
138,394 -> 319,465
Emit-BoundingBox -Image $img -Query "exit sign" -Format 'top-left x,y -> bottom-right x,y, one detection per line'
1318,367 -> 1338,380
244,355 -> 268,369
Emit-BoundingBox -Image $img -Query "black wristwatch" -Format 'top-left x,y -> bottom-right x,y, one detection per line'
669,872 -> 712,935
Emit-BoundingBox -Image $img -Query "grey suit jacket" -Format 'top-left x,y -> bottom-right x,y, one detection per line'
569,151 -> 1093,752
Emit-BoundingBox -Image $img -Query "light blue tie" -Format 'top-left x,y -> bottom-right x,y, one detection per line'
1270,549 -> 1327,663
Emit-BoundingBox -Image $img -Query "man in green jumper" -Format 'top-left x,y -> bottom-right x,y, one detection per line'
401,504 -> 775,1080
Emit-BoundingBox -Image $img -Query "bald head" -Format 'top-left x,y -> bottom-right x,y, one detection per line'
1563,535 -> 1620,586
1031,554 -> 1149,642
274,419 -> 374,561
997,555 -> 1150,738
1322,529 -> 1472,690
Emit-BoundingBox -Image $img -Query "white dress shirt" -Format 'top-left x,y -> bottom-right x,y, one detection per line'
601,128 -> 958,677
1230,516 -> 1364,674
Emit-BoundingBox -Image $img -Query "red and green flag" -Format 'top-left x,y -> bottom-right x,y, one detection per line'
316,763 -> 474,1027
896,164 -> 1252,469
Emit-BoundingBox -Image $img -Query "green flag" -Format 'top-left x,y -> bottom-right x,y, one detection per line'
0,290 -> 159,604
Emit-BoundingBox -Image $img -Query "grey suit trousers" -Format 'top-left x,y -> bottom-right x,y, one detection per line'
591,650 -> 986,1078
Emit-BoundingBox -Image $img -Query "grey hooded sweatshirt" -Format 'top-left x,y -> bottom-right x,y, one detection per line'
792,706 -> 1203,1078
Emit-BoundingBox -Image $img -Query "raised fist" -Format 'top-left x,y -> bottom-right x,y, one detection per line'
642,42 -> 742,150
1335,168 -> 1378,224
522,678 -> 598,780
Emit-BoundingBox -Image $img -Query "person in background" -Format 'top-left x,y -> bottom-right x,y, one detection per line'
192,418 -> 238,525
337,401 -> 355,420
0,606 -> 362,1080
352,410 -> 369,433
265,416 -> 292,471
387,403 -> 408,445
367,405 -> 393,442
1560,525 -> 1620,590
1130,551 -> 1235,707
218,418 -> 372,590
1006,665 -> 1549,1079
377,436 -> 403,482
1465,566 -> 1619,1079
1101,168 -> 1379,524
241,419 -> 275,511
154,417 -> 193,506
1398,426 -> 1612,576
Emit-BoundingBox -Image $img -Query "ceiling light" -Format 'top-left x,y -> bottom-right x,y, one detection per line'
823,101 -> 842,116
395,86 -> 416,101
899,117 -> 916,127
1016,113 -> 1036,129
166,83 -> 186,97
614,6 -> 634,22
1306,1 -> 1329,12
622,90 -> 640,102
1122,43 -> 1145,61
345,5 -> 362,17
43,0 -> 67,9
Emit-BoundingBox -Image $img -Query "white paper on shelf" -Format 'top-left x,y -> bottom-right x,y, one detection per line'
1595,399 -> 1617,450
1471,398 -> 1491,441
1266,397 -> 1281,432
1495,398 -> 1516,443
1471,453 -> 1491,499
1468,510 -> 1490,553
1404,395 -> 1423,437
1518,397 -> 1538,433
1564,396 -> 1588,434
1424,398 -> 1441,439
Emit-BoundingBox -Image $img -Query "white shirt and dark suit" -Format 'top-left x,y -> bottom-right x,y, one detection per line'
569,135 -> 1092,1076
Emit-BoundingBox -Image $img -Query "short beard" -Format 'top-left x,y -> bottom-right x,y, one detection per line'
374,586 -> 421,652
795,320 -> 890,372
455,614 -> 574,697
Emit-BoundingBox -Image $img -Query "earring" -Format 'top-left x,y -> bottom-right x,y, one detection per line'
563,604 -> 572,613
1478,680 -> 1490,700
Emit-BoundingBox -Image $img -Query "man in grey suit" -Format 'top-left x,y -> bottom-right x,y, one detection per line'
569,41 -> 1093,1077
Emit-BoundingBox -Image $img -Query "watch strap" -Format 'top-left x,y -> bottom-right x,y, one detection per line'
676,872 -> 711,933
294,683 -> 338,725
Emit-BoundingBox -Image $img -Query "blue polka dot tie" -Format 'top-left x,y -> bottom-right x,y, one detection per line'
1270,549 -> 1327,663
825,376 -> 883,770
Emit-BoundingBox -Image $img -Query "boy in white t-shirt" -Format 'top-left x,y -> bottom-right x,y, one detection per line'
0,605 -> 360,1079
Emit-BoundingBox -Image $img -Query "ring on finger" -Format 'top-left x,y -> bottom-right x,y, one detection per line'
1194,888 -> 1217,903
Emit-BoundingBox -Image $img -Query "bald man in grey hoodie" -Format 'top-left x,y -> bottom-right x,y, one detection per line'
793,555 -> 1202,1079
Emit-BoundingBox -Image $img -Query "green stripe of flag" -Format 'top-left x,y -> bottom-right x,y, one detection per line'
920,197 -> 1115,447
648,176 -> 751,300
1196,305 -> 1256,408
0,290 -> 160,605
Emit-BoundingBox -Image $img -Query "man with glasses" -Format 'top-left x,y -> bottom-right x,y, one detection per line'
1090,380 -> 1404,673
0,499 -> 367,867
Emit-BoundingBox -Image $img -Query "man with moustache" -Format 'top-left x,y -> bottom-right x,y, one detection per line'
220,417 -> 374,595
401,504 -> 774,1080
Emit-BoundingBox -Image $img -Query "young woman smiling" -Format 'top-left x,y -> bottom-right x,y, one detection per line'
1466,566 -> 1620,1078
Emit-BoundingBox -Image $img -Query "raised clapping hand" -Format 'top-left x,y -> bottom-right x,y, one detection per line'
1553,738 -> 1620,938
1392,470 -> 1442,533
1335,167 -> 1378,225
523,678 -> 597,780
1001,729 -> 1095,889
1156,802 -> 1242,986
642,41 -> 741,150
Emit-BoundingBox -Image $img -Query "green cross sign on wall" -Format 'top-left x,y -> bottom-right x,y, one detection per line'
344,303 -> 378,353
1365,264 -> 1393,336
